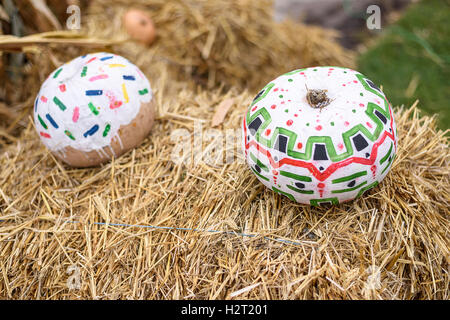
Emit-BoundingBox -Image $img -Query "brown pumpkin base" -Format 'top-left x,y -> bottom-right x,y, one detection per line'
53,99 -> 156,167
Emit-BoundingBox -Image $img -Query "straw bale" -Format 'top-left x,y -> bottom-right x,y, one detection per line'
0,86 -> 448,299
84,0 -> 354,90
0,0 -> 353,149
0,0 -> 447,300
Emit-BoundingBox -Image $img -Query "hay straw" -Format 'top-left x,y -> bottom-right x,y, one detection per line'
0,0 -> 448,300
0,85 -> 448,299
84,0 -> 354,90
0,0 -> 353,149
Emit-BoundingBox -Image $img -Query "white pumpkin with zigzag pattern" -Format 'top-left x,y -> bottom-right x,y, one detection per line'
242,66 -> 397,205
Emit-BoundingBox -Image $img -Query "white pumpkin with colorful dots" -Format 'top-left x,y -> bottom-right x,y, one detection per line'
34,52 -> 155,167
242,66 -> 397,205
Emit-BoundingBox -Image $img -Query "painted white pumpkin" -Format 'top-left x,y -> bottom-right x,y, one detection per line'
33,52 -> 155,167
242,66 -> 397,205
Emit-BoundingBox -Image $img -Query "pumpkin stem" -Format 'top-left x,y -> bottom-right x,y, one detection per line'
305,84 -> 332,109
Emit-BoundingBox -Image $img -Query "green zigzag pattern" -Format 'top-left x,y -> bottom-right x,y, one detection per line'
246,72 -> 392,163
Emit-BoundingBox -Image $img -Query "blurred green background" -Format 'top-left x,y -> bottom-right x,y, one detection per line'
277,0 -> 449,129
357,0 -> 450,129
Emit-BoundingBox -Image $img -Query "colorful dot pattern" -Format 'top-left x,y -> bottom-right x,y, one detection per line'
34,52 -> 153,153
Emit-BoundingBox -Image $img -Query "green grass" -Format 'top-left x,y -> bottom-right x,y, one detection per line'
358,0 -> 450,129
